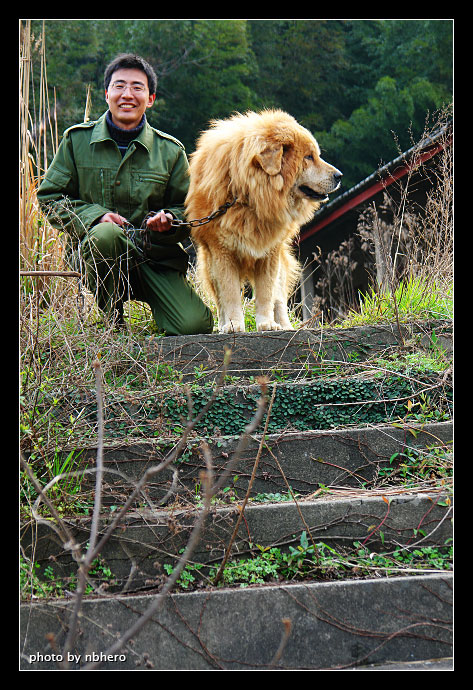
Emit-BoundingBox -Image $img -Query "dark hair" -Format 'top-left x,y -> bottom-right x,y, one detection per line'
104,53 -> 158,95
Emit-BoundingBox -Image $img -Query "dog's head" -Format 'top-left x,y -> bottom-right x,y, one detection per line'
251,111 -> 342,205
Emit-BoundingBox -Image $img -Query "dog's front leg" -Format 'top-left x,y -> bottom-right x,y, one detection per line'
211,260 -> 246,333
253,255 -> 282,331
219,298 -> 245,334
273,262 -> 294,330
218,302 -> 245,334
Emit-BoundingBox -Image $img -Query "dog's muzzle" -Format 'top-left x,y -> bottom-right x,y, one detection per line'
299,185 -> 330,202
299,170 -> 343,202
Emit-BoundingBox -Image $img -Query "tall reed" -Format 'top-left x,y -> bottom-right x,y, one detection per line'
20,20 -> 62,281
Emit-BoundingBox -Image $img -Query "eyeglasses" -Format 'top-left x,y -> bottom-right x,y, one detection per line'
110,81 -> 147,94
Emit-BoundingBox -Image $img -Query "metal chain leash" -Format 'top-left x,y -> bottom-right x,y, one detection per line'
124,196 -> 239,256
168,196 -> 238,229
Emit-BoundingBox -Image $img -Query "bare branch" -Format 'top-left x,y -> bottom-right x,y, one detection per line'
213,380 -> 275,585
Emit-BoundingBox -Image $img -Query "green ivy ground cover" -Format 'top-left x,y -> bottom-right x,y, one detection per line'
45,370 -> 451,442
157,374 -> 451,436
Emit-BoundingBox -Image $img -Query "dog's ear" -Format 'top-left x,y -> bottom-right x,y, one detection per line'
254,145 -> 283,175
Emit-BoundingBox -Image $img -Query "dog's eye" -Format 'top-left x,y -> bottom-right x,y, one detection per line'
305,154 -> 314,161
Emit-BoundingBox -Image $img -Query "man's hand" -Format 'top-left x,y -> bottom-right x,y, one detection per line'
99,212 -> 128,226
146,211 -> 174,233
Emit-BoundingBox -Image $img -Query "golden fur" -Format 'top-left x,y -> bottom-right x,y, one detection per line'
186,109 -> 342,332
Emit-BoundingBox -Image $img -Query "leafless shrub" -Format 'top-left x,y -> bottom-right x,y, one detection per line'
358,121 -> 452,295
309,107 -> 452,323
309,236 -> 367,322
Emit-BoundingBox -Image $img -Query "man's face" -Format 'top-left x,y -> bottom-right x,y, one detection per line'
105,68 -> 155,130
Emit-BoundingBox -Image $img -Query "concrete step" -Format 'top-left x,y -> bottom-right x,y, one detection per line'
22,487 -> 452,594
20,573 -> 452,670
157,373 -> 452,438
140,319 -> 452,382
354,656 -> 453,670
76,420 -> 452,504
46,320 -> 452,447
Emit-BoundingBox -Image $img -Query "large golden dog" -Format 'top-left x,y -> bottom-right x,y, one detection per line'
186,109 -> 342,333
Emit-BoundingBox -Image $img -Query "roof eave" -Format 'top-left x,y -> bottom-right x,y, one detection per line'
299,122 -> 452,244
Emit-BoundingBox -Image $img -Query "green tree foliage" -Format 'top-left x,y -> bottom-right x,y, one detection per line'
28,19 -> 452,188
154,20 -> 257,148
316,75 -> 449,187
247,20 -> 348,131
314,20 -> 453,186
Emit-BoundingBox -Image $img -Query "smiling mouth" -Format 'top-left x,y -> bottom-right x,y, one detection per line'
299,185 -> 329,201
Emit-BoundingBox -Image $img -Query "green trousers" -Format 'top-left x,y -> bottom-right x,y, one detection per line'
80,222 -> 214,336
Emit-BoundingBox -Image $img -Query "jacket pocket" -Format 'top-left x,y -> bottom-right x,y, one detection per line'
131,170 -> 169,210
44,166 -> 73,190
76,166 -> 112,208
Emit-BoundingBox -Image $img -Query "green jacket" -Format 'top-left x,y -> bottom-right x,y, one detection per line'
37,112 -> 191,272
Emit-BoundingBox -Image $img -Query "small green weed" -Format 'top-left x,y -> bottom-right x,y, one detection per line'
251,488 -> 300,503
20,449 -> 92,518
163,561 -> 206,589
20,554 -> 117,599
342,277 -> 452,327
402,392 -> 451,424
164,531 -> 453,592
378,443 -> 452,486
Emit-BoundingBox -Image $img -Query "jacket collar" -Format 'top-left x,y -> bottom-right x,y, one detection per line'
90,111 -> 154,152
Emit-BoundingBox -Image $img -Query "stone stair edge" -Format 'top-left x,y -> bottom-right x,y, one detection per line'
145,318 -> 453,347
119,318 -> 452,375
22,489 -> 452,592
21,570 -> 452,607
137,318 -> 452,373
20,573 -> 453,670
69,419 -> 453,453
24,488 -> 452,526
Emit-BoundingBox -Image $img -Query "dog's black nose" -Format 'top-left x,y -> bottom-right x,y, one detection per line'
334,171 -> 343,181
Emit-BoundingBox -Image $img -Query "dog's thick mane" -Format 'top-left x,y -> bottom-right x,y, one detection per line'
187,109 -> 321,228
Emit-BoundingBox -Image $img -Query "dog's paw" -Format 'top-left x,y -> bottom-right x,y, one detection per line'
220,321 -> 246,333
256,320 -> 283,332
275,320 -> 294,331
